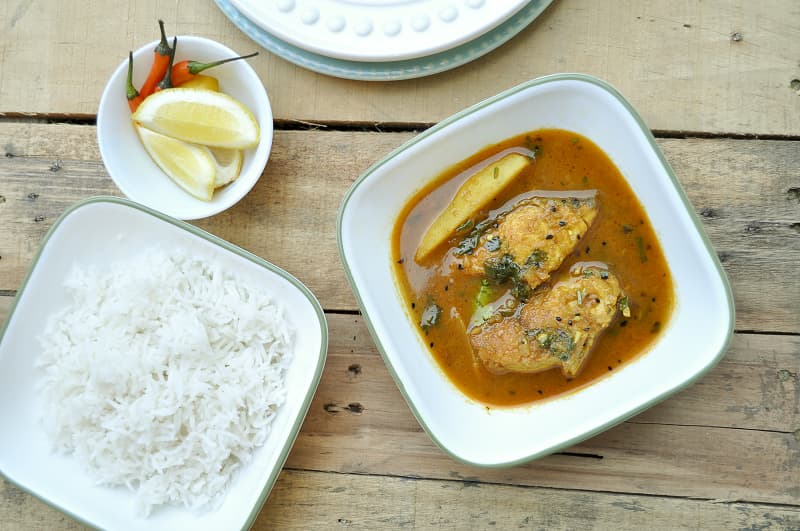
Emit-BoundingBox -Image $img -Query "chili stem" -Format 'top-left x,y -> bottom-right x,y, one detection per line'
126,52 -> 144,112
139,19 -> 174,98
186,52 -> 259,75
171,52 -> 259,86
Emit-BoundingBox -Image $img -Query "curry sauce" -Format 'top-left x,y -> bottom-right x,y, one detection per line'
391,129 -> 674,407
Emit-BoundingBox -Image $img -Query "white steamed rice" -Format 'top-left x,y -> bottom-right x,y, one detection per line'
36,248 -> 293,516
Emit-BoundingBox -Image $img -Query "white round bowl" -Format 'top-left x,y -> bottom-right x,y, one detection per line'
97,35 -> 272,220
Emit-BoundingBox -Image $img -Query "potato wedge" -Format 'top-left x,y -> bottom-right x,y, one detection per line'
415,153 -> 530,262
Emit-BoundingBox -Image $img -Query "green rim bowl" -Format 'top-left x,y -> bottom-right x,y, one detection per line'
337,73 -> 734,467
0,197 -> 327,529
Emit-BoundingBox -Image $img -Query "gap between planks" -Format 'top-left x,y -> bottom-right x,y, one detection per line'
275,466 -> 800,510
3,468 -> 798,530
624,419 -> 798,435
2,114 -> 800,141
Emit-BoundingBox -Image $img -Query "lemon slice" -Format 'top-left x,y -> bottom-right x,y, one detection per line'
205,146 -> 243,188
132,88 -> 259,149
135,125 -> 216,201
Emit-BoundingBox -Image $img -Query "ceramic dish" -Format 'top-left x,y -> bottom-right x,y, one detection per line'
231,0 -> 528,62
0,197 -> 327,530
215,0 -> 555,81
97,36 -> 273,220
337,74 -> 734,467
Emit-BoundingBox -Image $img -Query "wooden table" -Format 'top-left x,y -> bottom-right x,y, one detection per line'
1,1 -> 798,529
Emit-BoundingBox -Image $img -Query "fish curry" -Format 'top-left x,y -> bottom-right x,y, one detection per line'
391,129 -> 674,407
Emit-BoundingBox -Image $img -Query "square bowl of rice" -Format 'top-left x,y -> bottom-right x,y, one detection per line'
0,196 -> 328,530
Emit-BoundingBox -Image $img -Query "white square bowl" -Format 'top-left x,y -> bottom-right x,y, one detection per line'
0,197 -> 327,529
337,74 -> 734,467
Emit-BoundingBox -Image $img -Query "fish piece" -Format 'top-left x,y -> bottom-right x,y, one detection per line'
459,196 -> 598,295
469,265 -> 624,377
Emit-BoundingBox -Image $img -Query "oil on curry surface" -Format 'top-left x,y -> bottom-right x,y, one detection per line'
392,129 -> 674,407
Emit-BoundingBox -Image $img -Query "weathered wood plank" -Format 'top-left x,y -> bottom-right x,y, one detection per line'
1,124 -> 798,331
322,315 -> 800,433
633,333 -> 800,431
1,296 -> 795,432
3,470 -> 799,531
0,478 -> 85,530
1,1 -> 798,136
1,298 -> 797,505
263,471 -> 800,529
283,315 -> 800,505
292,394 -> 800,506
0,124 -> 378,311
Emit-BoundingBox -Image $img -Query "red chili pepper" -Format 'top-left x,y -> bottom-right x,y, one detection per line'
126,52 -> 144,112
154,36 -> 178,92
171,52 -> 259,87
138,20 -> 173,99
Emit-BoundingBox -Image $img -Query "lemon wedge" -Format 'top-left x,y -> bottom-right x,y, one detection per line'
205,146 -> 243,188
178,75 -> 220,92
132,88 -> 259,149
135,125 -> 216,201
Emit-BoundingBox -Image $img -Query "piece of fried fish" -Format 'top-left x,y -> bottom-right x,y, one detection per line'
469,265 -> 627,377
459,196 -> 597,295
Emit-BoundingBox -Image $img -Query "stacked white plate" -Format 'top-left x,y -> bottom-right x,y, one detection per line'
215,0 -> 555,80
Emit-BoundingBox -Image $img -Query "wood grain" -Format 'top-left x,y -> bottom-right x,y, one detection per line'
288,316 -> 800,506
1,298 -> 797,505
2,2 -> 798,528
0,1 -> 799,135
261,470 -> 800,530
1,297 -> 796,432
1,124 -> 798,331
3,470 -> 799,531
318,315 -> 799,433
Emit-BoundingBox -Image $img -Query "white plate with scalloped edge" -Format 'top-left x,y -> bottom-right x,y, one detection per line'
231,0 -> 529,62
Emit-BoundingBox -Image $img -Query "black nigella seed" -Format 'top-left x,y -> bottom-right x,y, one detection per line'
568,319 -> 573,326
608,366 -> 613,371
602,241 -> 607,246
620,320 -> 628,327
537,389 -> 543,395
444,285 -> 449,291
546,234 -> 554,240
577,234 -> 581,240
430,342 -> 434,347
457,263 -> 464,270
584,326 -> 591,331
555,316 -> 562,322
411,302 -> 416,309
558,220 -> 566,226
